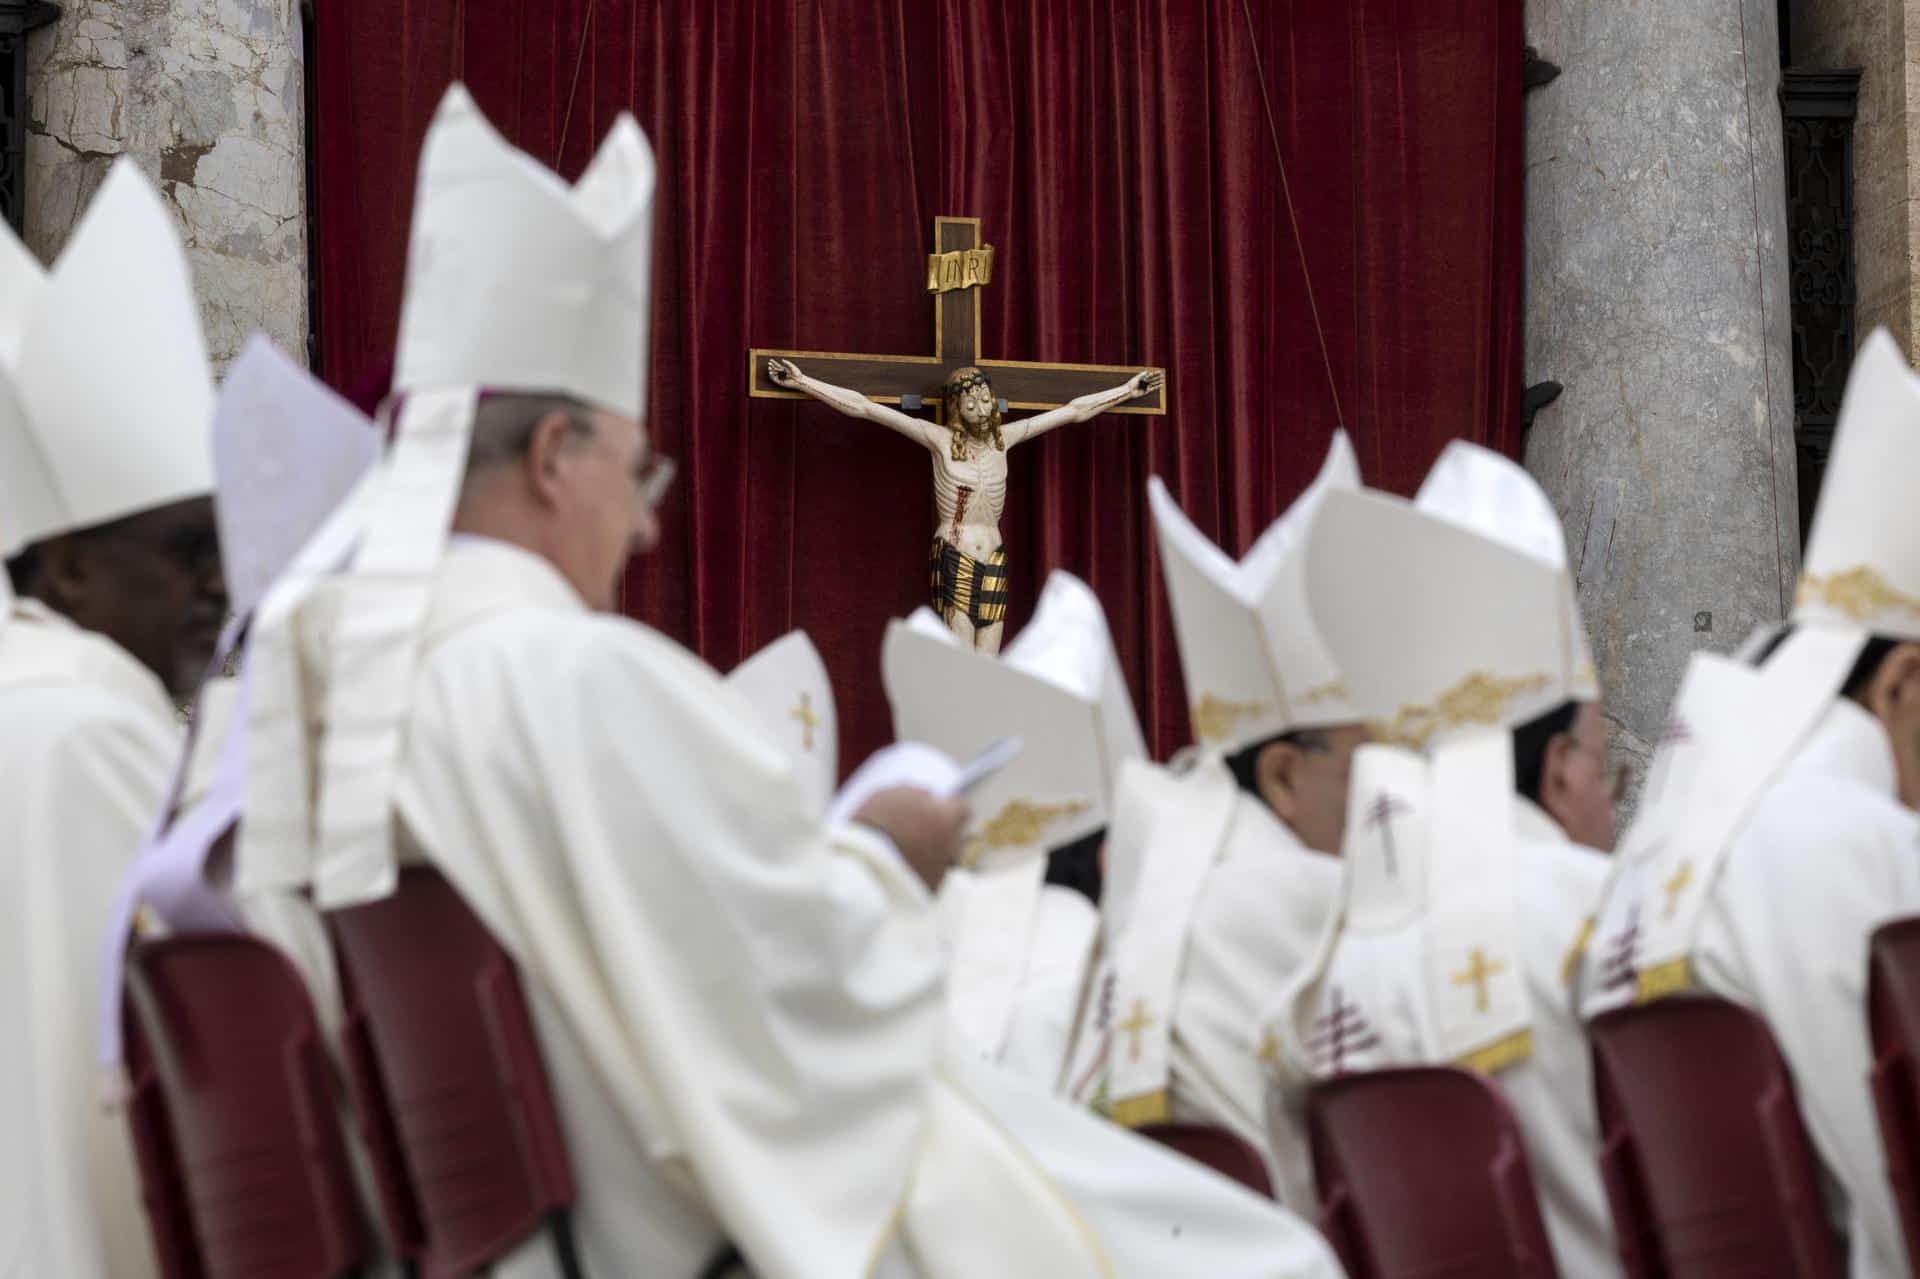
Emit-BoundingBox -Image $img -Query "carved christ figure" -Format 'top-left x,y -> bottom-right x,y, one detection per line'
768,358 -> 1163,654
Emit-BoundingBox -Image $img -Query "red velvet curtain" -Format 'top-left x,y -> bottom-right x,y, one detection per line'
311,0 -> 1523,764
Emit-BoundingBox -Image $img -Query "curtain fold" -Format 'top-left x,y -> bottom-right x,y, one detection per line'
312,0 -> 1523,764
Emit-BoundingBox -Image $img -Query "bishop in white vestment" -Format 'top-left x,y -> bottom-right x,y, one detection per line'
259,86 -> 1345,1279
0,163 -> 222,1278
880,571 -> 1142,1087
1266,456 -> 1616,1276
1582,330 -> 1920,1279
1063,433 -> 1365,1210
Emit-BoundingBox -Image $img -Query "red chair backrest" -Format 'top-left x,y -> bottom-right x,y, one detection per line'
1589,996 -> 1841,1279
1136,1122 -> 1274,1198
327,866 -> 577,1278
122,1008 -> 205,1279
124,936 -> 368,1279
1307,1065 -> 1560,1279
1868,918 -> 1920,1272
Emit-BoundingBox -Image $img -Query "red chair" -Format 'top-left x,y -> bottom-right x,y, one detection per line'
122,1009 -> 205,1279
328,866 -> 583,1279
1136,1122 -> 1274,1198
1868,918 -> 1920,1271
1590,996 -> 1841,1278
123,935 -> 370,1278
1307,1066 -> 1559,1279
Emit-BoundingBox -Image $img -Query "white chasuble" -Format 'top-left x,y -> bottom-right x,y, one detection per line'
1264,738 -> 1612,1276
0,600 -> 178,1279
1576,633 -> 1917,1279
314,540 -> 1341,1279
934,859 -> 1099,1087
1687,703 -> 1920,1279
1500,798 -> 1616,1279
1064,756 -> 1343,1211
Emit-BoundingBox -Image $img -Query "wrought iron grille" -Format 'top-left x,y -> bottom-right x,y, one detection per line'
0,2 -> 59,233
1781,69 -> 1860,544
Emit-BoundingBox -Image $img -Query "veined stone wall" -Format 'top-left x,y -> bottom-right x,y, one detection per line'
23,0 -> 307,372
1523,0 -> 1800,797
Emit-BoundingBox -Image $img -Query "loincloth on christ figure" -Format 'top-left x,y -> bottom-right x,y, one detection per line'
929,535 -> 1009,627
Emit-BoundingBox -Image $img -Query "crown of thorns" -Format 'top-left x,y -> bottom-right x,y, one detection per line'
947,369 -> 993,395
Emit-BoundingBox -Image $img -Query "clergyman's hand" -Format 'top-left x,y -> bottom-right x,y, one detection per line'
854,786 -> 968,890
768,357 -> 804,388
1131,369 -> 1164,398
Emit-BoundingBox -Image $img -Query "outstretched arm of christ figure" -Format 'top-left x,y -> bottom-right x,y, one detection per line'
1001,369 -> 1163,448
767,358 -> 940,450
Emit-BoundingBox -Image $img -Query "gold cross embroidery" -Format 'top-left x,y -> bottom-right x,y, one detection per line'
790,692 -> 820,751
1452,948 -> 1507,1014
1117,999 -> 1157,1063
1256,1029 -> 1281,1067
1662,861 -> 1693,920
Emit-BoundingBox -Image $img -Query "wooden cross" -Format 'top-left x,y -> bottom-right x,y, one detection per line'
1451,948 -> 1508,1014
790,692 -> 820,751
1662,861 -> 1694,920
749,216 -> 1166,418
1116,998 -> 1157,1063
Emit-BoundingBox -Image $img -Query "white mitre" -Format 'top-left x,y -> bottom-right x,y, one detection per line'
0,159 -> 213,561
310,85 -> 656,909
1794,328 -> 1920,658
882,572 -> 1147,863
395,85 -> 655,416
1415,440 -> 1599,702
1283,480 -> 1561,1073
726,631 -> 839,820
0,217 -> 43,367
0,226 -> 36,616
1149,430 -> 1360,754
1305,484 -> 1577,749
1570,329 -> 1920,1012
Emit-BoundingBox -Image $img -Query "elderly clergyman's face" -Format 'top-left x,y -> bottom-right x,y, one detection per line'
554,410 -> 661,611
70,496 -> 228,697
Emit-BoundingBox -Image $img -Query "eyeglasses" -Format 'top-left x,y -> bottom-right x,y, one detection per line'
638,453 -> 676,508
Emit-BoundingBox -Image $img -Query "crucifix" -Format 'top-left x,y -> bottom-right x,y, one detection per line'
749,216 -> 1166,654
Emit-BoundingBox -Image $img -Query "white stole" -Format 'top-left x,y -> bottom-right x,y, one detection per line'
1102,760 -> 1238,1124
1581,626 -> 1865,1017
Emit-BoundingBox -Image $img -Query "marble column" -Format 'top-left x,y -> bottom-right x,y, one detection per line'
23,0 -> 307,370
1523,0 -> 1799,794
